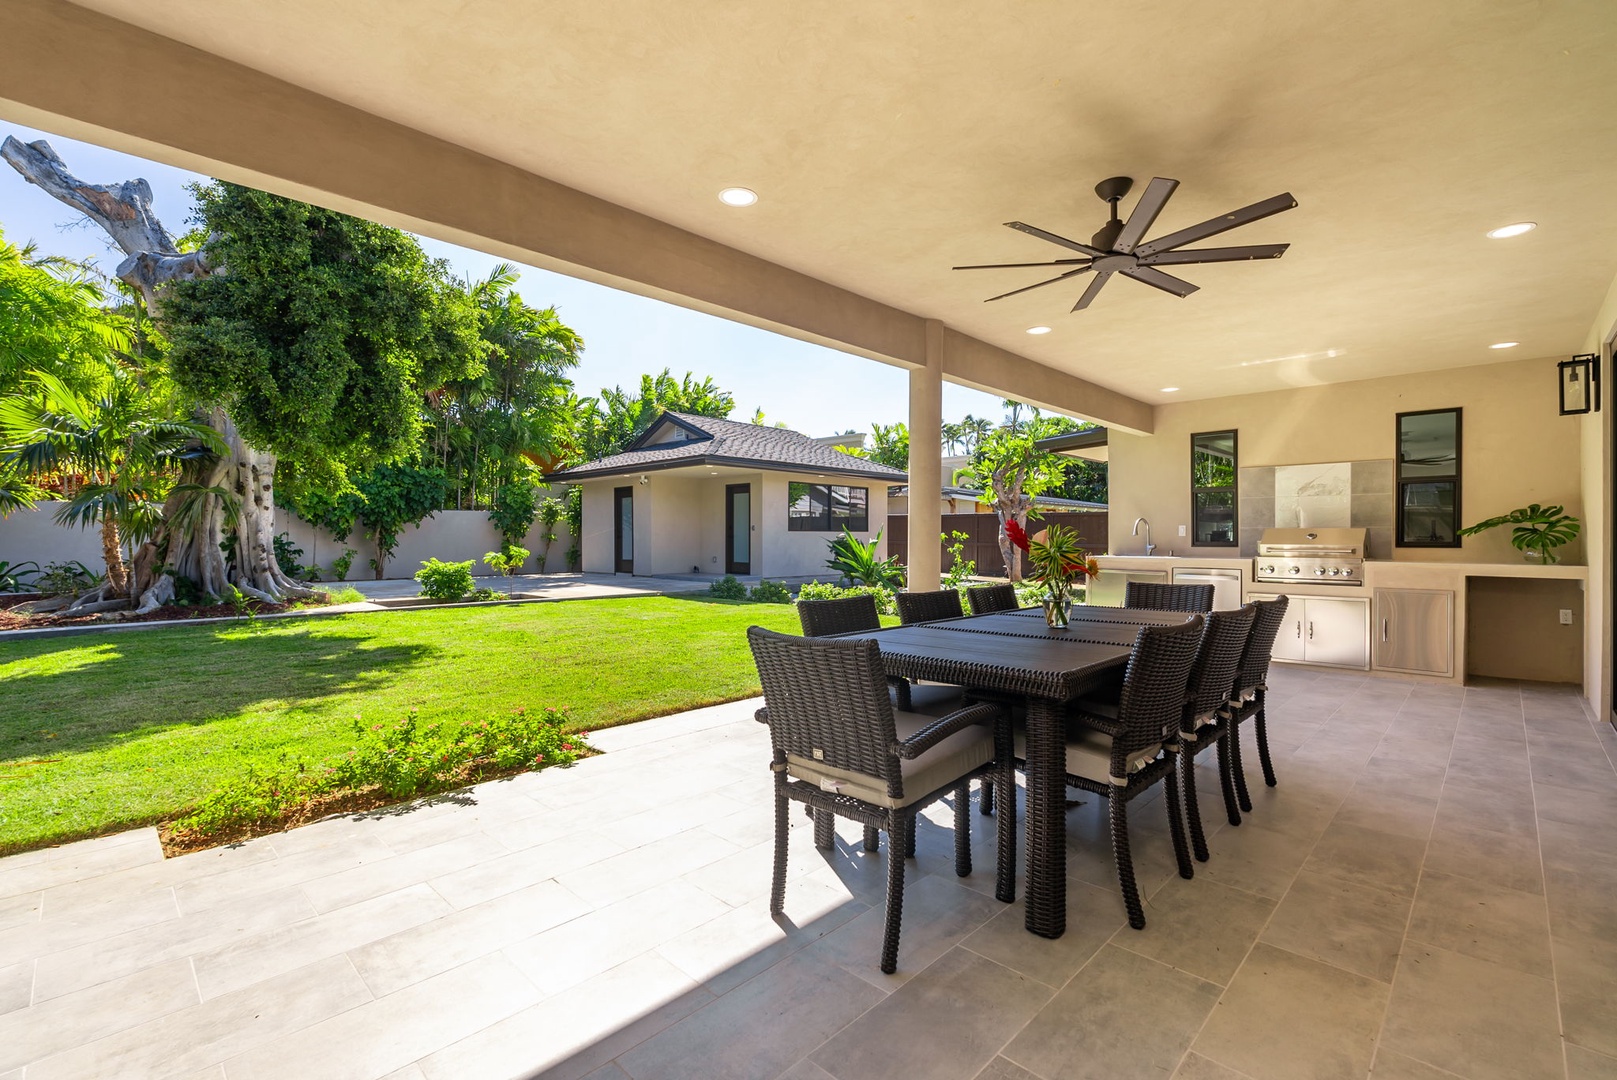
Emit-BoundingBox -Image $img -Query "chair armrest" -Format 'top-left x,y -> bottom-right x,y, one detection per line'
754,707 -> 770,725
894,702 -> 1002,759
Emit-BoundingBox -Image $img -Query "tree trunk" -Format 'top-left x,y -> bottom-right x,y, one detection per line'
4,136 -> 316,612
98,511 -> 129,597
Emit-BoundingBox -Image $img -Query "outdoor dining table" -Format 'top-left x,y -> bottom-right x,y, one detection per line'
831,603 -> 1197,939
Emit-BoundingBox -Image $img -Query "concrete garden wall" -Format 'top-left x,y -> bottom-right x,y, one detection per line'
0,492 -> 576,582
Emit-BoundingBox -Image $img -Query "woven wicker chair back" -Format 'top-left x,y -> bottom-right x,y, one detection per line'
1114,617 -> 1206,756
797,594 -> 882,638
1235,595 -> 1291,692
746,626 -> 904,799
965,583 -> 1019,615
1123,580 -> 1216,613
895,588 -> 965,625
1187,604 -> 1259,717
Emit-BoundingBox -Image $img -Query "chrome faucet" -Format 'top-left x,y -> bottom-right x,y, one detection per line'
1132,516 -> 1155,556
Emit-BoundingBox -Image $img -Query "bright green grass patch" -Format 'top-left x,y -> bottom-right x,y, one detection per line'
0,595 -> 801,854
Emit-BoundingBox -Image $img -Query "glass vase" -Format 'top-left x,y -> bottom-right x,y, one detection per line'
1042,595 -> 1072,629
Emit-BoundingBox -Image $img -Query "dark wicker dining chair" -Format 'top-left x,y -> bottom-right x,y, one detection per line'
1176,604 -> 1259,859
747,627 -> 1013,973
1224,595 -> 1291,811
1123,581 -> 1215,613
798,593 -> 960,715
966,583 -> 1019,615
894,588 -> 965,625
1048,616 -> 1205,929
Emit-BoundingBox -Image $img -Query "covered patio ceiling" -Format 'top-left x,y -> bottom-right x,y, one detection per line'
3,1 -> 1616,423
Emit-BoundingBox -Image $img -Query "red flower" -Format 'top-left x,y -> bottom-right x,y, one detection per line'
1004,519 -> 1030,552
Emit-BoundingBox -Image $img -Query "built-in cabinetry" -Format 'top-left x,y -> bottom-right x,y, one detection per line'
1086,568 -> 1168,607
1373,588 -> 1454,676
1253,593 -> 1370,670
1171,566 -> 1243,611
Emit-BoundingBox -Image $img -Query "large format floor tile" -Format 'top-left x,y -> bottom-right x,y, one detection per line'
0,673 -> 1610,1079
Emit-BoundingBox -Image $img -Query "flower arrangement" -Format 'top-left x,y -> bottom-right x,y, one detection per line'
1005,520 -> 1100,628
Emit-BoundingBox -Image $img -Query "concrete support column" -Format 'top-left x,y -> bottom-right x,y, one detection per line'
906,320 -> 945,590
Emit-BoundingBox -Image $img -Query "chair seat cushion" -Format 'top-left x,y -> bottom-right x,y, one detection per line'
786,709 -> 994,809
1014,724 -> 1162,787
905,682 -> 967,717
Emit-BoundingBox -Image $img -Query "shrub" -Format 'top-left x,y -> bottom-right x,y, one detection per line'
749,579 -> 792,604
170,706 -> 586,840
273,532 -> 307,578
708,574 -> 748,600
415,558 -> 476,600
35,561 -> 101,597
535,497 -> 564,571
488,483 -> 539,548
483,545 -> 530,576
0,560 -> 40,592
796,579 -> 897,616
941,530 -> 976,590
331,548 -> 358,582
826,527 -> 906,588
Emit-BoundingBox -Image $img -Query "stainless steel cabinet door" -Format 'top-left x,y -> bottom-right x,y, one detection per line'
1302,597 -> 1370,669
1252,593 -> 1308,661
1373,589 -> 1454,675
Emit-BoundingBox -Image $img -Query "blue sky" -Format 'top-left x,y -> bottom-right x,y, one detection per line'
0,121 -> 1006,439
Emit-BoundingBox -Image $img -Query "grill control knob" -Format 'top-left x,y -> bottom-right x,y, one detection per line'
1261,564 -> 1274,574
1341,567 -> 1354,577
1288,566 -> 1301,575
1314,567 -> 1327,576
1329,567 -> 1341,576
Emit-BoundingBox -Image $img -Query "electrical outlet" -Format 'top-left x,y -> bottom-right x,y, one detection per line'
1178,525 -> 1187,537
1559,609 -> 1574,625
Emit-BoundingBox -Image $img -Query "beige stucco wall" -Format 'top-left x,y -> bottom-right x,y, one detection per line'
579,468 -> 887,579
1576,267 -> 1617,712
1108,356 -> 1584,565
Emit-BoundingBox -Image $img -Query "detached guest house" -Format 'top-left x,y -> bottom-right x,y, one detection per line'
545,412 -> 904,578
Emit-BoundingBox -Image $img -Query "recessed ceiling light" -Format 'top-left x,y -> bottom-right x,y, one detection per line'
718,187 -> 758,207
1026,325 -> 1052,335
1161,387 -> 1180,393
1486,222 -> 1536,239
1489,342 -> 1519,349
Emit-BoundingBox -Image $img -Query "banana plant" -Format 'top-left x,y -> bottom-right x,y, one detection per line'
1456,504 -> 1580,564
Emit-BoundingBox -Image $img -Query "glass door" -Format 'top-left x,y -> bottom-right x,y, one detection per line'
614,487 -> 634,573
726,484 -> 751,575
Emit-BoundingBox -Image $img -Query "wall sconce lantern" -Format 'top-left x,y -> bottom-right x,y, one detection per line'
1558,354 -> 1600,415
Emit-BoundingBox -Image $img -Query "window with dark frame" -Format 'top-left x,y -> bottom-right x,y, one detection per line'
1191,430 -> 1238,546
1396,408 -> 1461,547
787,482 -> 869,531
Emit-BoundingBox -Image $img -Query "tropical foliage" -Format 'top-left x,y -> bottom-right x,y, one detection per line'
826,526 -> 906,588
572,368 -> 735,461
1457,504 -> 1581,564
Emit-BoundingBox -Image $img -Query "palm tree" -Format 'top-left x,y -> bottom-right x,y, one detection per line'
941,421 -> 964,456
0,366 -> 224,598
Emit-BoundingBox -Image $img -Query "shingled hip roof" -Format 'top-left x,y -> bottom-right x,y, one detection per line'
544,411 -> 907,483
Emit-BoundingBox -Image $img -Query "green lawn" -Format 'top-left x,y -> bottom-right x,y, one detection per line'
0,595 -> 803,854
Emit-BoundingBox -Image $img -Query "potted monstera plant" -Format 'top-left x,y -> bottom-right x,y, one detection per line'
1456,503 -> 1580,564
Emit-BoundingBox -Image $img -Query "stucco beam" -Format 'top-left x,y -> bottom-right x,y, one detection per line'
0,0 -> 1152,434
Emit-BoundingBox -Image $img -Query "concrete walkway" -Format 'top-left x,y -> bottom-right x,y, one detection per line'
2,668 -> 1613,1079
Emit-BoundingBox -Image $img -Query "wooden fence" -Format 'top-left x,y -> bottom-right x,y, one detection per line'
887,511 -> 1108,578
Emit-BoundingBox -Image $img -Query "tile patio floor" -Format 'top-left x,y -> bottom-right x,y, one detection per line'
3,668 -> 1616,1079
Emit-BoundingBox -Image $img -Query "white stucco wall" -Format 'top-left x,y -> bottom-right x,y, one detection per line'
572,467 -> 886,579
0,504 -> 109,574
1,489 -> 576,582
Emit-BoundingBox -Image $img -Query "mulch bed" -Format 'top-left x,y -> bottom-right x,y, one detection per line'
0,596 -> 305,632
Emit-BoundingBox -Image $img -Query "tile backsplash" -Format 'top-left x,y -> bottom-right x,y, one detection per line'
1238,460 -> 1393,559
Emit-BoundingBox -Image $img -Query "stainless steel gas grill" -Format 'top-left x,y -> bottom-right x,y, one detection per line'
1253,527 -> 1367,586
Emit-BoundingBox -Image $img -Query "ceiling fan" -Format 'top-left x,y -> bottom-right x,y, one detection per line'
955,176 -> 1297,311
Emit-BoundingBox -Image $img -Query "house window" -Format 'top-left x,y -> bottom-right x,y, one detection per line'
1396,408 -> 1461,547
787,482 -> 869,531
1191,430 -> 1238,546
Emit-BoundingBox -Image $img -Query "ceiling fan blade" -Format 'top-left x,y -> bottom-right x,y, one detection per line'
1133,193 -> 1298,257
1121,266 -> 1199,297
953,258 -> 1092,270
1071,270 -> 1114,311
983,265 -> 1093,303
1004,221 -> 1106,258
1112,177 -> 1179,254
1139,244 -> 1290,266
